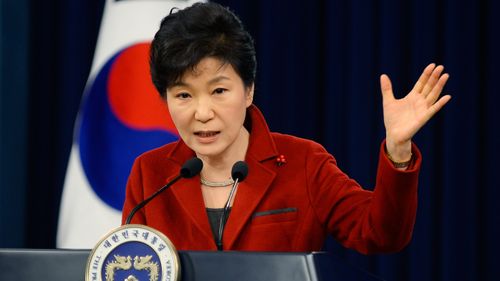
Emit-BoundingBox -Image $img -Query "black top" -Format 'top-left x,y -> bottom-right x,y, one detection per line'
206,208 -> 231,244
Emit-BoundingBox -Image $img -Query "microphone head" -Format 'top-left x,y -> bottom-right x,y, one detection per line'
180,157 -> 203,178
231,161 -> 249,182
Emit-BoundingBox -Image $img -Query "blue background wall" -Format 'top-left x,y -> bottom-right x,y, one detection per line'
1,0 -> 499,280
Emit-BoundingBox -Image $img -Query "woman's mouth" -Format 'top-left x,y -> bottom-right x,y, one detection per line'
194,131 -> 220,143
194,131 -> 220,137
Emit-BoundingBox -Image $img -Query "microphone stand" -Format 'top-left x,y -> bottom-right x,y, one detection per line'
217,177 -> 240,251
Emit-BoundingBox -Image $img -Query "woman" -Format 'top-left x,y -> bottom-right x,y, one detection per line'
122,2 -> 450,254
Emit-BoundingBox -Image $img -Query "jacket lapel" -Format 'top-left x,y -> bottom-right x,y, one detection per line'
166,141 -> 215,246
223,105 -> 279,249
223,154 -> 276,249
170,175 -> 215,246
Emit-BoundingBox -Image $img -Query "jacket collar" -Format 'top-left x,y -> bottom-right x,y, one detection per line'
167,104 -> 279,249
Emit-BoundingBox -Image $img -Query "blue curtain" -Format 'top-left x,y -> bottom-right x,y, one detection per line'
1,0 -> 499,280
0,0 -> 30,247
0,0 -> 104,247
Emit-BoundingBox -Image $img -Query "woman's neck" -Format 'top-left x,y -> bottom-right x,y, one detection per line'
197,128 -> 249,182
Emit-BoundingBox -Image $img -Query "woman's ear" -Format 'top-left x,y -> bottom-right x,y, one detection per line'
245,83 -> 254,107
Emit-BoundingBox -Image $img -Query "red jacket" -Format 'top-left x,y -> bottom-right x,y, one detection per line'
122,105 -> 421,254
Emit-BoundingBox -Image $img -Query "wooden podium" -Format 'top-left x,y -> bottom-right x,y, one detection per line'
0,249 -> 383,280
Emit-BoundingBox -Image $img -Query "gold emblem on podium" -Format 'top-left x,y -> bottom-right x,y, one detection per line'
86,225 -> 179,281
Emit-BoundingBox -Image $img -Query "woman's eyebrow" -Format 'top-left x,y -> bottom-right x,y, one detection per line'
169,75 -> 231,90
207,76 -> 230,84
169,81 -> 189,89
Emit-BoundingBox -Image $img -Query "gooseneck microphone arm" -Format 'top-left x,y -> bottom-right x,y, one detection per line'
125,157 -> 203,225
217,161 -> 249,250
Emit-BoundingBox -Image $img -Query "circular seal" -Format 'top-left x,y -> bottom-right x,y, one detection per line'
85,224 -> 180,281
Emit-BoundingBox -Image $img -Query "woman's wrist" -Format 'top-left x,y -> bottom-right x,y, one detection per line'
385,139 -> 412,166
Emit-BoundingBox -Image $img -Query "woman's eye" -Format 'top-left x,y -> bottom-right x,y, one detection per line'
213,88 -> 227,94
176,93 -> 191,99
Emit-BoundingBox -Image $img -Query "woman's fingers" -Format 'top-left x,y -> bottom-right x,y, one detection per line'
426,94 -> 452,121
421,65 -> 445,97
412,63 -> 436,93
426,73 -> 450,106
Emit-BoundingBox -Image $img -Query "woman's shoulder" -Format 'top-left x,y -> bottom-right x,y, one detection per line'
134,140 -> 182,164
270,132 -> 328,154
267,132 -> 338,169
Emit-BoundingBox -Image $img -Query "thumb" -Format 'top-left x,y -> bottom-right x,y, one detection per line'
380,74 -> 395,102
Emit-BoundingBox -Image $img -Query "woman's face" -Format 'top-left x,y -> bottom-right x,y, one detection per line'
165,57 -> 253,159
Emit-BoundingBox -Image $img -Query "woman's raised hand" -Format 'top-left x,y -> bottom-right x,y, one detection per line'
380,63 -> 451,162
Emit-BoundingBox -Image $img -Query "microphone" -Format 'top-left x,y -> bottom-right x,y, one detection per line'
231,161 -> 249,182
125,157 -> 203,224
217,161 -> 249,250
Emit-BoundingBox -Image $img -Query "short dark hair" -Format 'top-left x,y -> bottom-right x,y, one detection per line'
150,2 -> 256,97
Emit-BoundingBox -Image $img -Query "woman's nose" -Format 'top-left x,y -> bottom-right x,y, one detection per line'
194,98 -> 214,122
